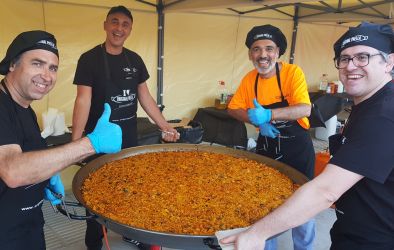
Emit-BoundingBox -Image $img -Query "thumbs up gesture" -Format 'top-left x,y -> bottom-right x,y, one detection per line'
87,103 -> 122,154
247,98 -> 272,126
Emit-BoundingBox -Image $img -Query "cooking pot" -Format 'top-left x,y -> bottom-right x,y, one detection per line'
61,144 -> 308,249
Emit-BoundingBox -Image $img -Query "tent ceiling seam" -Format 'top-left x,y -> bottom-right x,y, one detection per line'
135,0 -> 157,8
358,0 -> 386,17
318,1 -> 337,12
173,1 -> 394,23
40,0 -> 156,14
262,4 -> 294,18
165,0 -> 187,9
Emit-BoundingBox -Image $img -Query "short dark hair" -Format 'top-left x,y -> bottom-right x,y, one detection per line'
107,5 -> 133,22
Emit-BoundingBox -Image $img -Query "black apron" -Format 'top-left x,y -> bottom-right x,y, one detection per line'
102,44 -> 138,148
255,63 -> 315,179
0,80 -> 48,250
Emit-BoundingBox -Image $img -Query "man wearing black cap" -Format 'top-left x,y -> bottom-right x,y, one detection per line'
0,30 -> 122,250
227,24 -> 315,250
71,5 -> 178,250
222,22 -> 394,250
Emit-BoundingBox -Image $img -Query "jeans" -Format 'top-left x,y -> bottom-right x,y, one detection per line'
265,219 -> 315,250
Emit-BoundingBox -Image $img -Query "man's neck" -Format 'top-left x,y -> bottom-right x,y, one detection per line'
3,76 -> 30,108
104,41 -> 123,55
259,70 -> 276,79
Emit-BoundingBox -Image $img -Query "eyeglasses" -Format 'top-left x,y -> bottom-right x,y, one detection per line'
334,53 -> 381,69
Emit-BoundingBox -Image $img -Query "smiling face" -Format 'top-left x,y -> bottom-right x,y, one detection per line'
104,12 -> 132,54
6,49 -> 58,107
249,39 -> 280,78
338,45 -> 394,104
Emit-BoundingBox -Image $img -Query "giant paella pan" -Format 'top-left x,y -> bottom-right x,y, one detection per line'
65,144 -> 308,249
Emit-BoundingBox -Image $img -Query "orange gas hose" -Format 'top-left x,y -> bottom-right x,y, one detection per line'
102,225 -> 111,250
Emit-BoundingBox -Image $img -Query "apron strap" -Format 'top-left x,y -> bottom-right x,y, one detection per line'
254,62 -> 285,102
101,44 -> 133,104
101,43 -> 111,82
101,44 -> 111,104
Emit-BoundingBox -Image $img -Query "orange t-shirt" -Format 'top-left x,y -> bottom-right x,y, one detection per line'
228,62 -> 311,129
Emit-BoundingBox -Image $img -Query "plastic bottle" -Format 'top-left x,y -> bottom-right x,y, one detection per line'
319,74 -> 329,91
218,80 -> 228,104
326,83 -> 331,94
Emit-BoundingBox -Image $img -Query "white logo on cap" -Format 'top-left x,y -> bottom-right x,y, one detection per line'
37,39 -> 57,50
254,33 -> 272,40
341,35 -> 368,48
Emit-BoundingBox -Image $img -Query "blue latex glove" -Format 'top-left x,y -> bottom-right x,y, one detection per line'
248,99 -> 272,126
87,103 -> 122,154
44,174 -> 65,205
259,123 -> 280,138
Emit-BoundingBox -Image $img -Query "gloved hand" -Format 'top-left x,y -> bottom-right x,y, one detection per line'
259,123 -> 280,138
44,174 -> 65,205
87,103 -> 122,154
248,99 -> 272,126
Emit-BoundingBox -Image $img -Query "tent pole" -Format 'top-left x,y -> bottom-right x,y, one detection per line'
289,5 -> 299,64
157,1 -> 165,111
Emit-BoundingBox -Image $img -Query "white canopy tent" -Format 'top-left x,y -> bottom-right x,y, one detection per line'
1,0 -> 393,124
1,0 -> 393,188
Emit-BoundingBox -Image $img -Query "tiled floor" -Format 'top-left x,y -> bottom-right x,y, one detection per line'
44,137 -> 335,250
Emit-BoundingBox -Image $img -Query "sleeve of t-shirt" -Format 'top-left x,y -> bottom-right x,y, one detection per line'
135,53 -> 150,84
73,53 -> 94,87
330,116 -> 394,183
228,73 -> 254,110
287,65 -> 311,106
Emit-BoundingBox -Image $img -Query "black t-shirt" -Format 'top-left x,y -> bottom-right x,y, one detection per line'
329,82 -> 394,250
0,90 -> 48,249
73,45 -> 149,148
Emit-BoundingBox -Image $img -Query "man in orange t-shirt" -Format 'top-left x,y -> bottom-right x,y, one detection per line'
228,24 -> 315,250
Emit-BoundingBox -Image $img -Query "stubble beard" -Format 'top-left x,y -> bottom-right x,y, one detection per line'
254,59 -> 276,75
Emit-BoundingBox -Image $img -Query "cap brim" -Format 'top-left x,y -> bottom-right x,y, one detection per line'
0,58 -> 10,75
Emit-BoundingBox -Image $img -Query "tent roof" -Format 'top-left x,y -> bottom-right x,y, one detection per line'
135,0 -> 394,24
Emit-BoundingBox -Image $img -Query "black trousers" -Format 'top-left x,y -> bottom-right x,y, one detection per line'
0,224 -> 45,250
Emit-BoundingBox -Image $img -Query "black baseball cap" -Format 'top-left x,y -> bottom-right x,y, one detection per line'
0,30 -> 58,75
107,5 -> 133,22
245,24 -> 287,56
334,22 -> 394,59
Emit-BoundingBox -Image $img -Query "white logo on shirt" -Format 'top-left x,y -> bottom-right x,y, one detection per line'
335,207 -> 344,214
21,199 -> 44,211
111,89 -> 136,104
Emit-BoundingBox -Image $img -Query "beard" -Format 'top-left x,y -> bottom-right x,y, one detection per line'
253,57 -> 276,75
